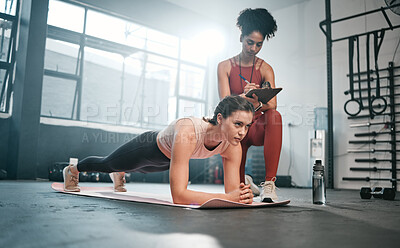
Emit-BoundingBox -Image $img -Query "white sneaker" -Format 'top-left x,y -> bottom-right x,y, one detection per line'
260,180 -> 278,202
245,175 -> 260,196
109,172 -> 127,192
63,165 -> 80,192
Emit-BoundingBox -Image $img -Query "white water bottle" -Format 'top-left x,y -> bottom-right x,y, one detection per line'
313,160 -> 326,204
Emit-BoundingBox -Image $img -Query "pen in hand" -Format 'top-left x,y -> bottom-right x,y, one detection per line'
239,74 -> 250,84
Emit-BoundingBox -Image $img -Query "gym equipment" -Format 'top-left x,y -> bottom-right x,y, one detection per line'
343,177 -> 399,182
348,112 -> 400,120
99,173 -> 112,183
347,149 -> 396,153
350,167 -> 400,172
349,121 -> 400,128
51,182 -> 291,209
354,130 -> 400,137
353,93 -> 400,101
79,172 -> 90,182
355,36 -> 363,110
360,187 -> 396,200
370,30 -> 387,115
344,80 -> 400,95
348,139 -> 399,144
344,36 -> 363,116
355,158 -> 399,163
89,172 -> 100,182
365,33 -> 374,118
48,162 -> 69,182
321,1 -> 400,191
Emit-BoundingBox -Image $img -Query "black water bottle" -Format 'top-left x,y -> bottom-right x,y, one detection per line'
313,160 -> 326,204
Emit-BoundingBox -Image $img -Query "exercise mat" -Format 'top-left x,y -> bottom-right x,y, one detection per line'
51,182 -> 290,209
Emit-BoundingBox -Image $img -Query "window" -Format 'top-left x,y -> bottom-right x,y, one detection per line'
179,64 -> 206,99
0,0 -> 17,15
43,0 -> 208,129
41,76 -> 77,118
44,39 -> 80,74
181,38 -> 208,66
81,47 -> 124,125
0,0 -> 17,113
0,68 -> 7,110
47,0 -> 84,33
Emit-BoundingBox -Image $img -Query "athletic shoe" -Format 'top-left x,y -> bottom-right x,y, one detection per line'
62,165 -> 80,192
245,174 -> 260,196
260,180 -> 278,203
109,172 -> 127,192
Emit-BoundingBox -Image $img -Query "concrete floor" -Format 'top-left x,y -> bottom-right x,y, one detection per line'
1,181 -> 399,248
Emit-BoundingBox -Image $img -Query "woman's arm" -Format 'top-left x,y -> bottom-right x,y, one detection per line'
220,143 -> 253,204
259,62 -> 277,111
217,60 -> 232,99
169,119 -> 252,205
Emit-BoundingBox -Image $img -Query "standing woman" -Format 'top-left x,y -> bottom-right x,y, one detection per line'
217,8 -> 282,202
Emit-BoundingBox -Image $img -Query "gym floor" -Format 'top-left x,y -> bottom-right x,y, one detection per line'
1,181 -> 399,248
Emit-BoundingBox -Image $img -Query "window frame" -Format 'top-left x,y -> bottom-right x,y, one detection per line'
0,1 -> 19,114
43,0 -> 208,129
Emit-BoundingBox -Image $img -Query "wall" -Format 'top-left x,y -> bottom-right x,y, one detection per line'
0,115 -> 10,172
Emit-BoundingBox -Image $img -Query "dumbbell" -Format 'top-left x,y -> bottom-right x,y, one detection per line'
89,172 -> 100,182
79,172 -> 90,182
360,187 -> 396,200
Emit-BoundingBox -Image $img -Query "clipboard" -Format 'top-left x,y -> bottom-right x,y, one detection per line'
245,87 -> 282,104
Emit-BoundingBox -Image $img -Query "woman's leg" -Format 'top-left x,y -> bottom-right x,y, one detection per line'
64,131 -> 170,192
239,110 -> 282,201
76,131 -> 170,173
239,116 -> 264,183
262,109 -> 282,181
245,110 -> 283,181
240,126 -> 261,196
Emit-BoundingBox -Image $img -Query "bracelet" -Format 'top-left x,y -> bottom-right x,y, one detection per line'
254,101 -> 263,111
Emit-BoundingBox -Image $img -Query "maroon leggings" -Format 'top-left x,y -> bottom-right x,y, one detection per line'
240,109 -> 283,183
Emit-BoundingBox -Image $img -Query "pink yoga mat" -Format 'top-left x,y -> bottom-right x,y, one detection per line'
51,182 -> 290,209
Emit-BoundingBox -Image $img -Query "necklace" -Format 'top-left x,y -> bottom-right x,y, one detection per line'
239,54 -> 256,89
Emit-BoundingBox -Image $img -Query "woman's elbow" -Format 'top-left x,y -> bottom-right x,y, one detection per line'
172,194 -> 182,204
171,189 -> 186,204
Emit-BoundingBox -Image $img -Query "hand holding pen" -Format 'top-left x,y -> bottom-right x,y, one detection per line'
239,74 -> 259,94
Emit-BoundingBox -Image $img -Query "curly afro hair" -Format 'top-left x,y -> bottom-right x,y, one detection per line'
236,8 -> 277,40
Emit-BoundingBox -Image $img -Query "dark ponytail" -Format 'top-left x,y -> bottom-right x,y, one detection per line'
203,96 -> 254,125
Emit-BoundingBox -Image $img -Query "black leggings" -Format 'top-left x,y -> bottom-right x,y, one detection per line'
77,131 -> 170,173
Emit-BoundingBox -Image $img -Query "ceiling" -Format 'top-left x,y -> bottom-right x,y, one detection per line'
164,0 -> 310,26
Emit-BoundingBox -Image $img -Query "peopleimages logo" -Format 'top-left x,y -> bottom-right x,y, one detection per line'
84,103 -> 163,124
82,102 -> 317,128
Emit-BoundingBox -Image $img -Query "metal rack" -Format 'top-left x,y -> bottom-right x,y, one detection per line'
343,63 -> 399,190
319,0 -> 400,189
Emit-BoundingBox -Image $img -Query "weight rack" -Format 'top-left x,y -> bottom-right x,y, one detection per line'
343,63 -> 399,190
319,0 -> 400,189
